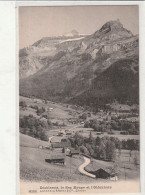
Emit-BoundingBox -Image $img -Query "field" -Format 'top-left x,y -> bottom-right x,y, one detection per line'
19,96 -> 82,125
78,130 -> 139,140
19,96 -> 139,141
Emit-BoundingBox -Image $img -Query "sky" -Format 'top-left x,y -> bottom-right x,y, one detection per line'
19,5 -> 139,49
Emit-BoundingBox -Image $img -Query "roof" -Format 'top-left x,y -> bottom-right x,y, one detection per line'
67,147 -> 79,154
46,155 -> 65,160
51,142 -> 71,148
89,168 -> 119,177
100,168 -> 119,175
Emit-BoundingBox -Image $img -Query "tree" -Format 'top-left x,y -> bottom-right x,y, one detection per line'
47,119 -> 52,127
126,139 -> 136,150
85,144 -> 94,156
99,144 -> 106,160
80,113 -> 87,120
79,146 -> 89,155
96,137 -> 101,146
105,140 -> 116,161
133,155 -> 138,170
19,101 -> 27,108
36,107 -> 46,116
84,121 -> 90,128
88,131 -> 93,143
19,115 -> 48,141
62,147 -> 65,153
93,146 -> 100,159
73,132 -> 84,146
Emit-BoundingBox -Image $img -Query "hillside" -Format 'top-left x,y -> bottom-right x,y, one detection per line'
20,133 -> 95,183
19,20 -> 139,106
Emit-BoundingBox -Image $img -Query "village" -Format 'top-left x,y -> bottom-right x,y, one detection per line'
19,95 -> 140,182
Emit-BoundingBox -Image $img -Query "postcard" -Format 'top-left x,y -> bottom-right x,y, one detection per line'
19,4 -> 140,194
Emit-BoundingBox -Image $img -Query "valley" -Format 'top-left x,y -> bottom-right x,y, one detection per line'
19,19 -> 139,184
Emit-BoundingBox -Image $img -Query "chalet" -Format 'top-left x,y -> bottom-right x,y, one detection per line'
51,140 -> 71,151
65,148 -> 79,157
96,132 -> 102,135
57,132 -> 64,136
51,142 -> 64,149
87,168 -> 118,180
45,156 -> 65,164
66,132 -> 72,136
68,118 -> 78,124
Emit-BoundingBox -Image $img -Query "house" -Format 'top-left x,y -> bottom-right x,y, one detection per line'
87,168 -> 118,180
49,107 -> 54,111
51,140 -> 71,150
65,148 -> 79,157
68,118 -> 78,124
96,132 -> 101,135
45,156 -> 65,164
57,132 -> 64,136
66,132 -> 72,136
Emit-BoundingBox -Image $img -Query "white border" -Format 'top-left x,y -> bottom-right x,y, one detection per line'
0,1 -> 145,195
0,1 -> 16,195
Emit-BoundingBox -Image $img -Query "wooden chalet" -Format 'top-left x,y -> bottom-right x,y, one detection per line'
87,168 -> 119,180
51,140 -> 71,150
45,155 -> 65,164
65,148 -> 79,157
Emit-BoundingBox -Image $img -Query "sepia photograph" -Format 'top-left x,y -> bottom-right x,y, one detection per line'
19,5 -> 140,194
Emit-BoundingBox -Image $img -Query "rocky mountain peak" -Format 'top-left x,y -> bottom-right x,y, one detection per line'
93,19 -> 132,39
99,19 -> 123,33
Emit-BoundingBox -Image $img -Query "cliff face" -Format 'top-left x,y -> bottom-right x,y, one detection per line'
101,44 -> 121,54
19,33 -> 85,79
19,20 -> 139,106
100,36 -> 138,55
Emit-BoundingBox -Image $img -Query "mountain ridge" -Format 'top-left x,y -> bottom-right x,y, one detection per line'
19,20 -> 139,107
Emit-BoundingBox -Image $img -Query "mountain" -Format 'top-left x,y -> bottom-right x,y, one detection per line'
19,30 -> 85,79
19,20 -> 139,107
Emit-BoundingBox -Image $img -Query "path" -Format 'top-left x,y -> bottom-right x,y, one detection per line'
78,156 -> 96,178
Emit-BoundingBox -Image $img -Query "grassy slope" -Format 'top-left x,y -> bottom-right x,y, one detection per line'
20,134 -> 95,183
